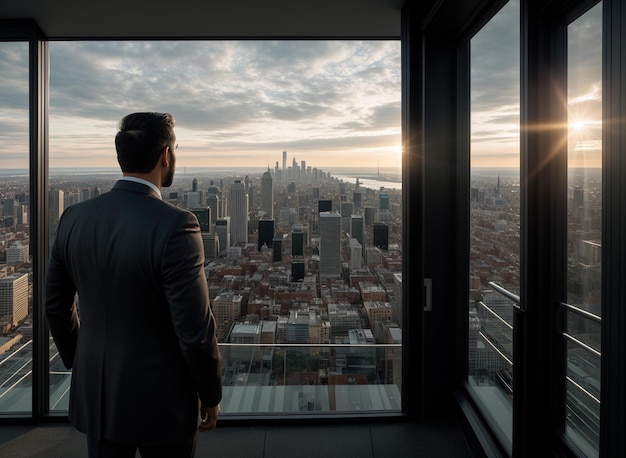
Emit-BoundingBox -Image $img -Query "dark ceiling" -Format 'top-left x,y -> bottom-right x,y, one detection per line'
0,0 -> 404,39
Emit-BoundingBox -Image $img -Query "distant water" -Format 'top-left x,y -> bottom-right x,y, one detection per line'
327,167 -> 401,190
0,167 -> 402,191
0,169 -> 29,178
331,174 -> 401,191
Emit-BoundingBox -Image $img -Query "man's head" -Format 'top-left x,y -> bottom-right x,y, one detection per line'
115,112 -> 177,187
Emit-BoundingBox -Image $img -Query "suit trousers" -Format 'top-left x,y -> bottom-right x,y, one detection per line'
87,434 -> 197,458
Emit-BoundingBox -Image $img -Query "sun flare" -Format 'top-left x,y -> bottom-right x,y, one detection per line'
569,120 -> 588,133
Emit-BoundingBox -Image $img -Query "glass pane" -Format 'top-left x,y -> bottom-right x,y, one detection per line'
468,0 -> 520,450
566,3 -> 602,456
49,41 -> 402,415
0,41 -> 32,415
220,343 -> 401,413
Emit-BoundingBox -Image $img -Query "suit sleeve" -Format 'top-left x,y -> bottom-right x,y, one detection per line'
161,211 -> 222,407
45,217 -> 80,369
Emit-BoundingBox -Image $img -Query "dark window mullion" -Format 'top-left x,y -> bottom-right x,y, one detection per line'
600,0 -> 626,456
29,24 -> 50,422
519,0 -> 569,455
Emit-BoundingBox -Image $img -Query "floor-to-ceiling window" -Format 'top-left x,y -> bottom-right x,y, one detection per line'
48,40 -> 403,416
467,0 -> 520,451
565,3 -> 602,455
0,40 -> 33,416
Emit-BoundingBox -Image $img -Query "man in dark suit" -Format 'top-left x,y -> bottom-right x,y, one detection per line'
45,112 -> 221,458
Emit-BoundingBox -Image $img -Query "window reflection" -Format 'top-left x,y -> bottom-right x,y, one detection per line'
565,3 -> 602,456
468,0 -> 520,451
0,41 -> 32,415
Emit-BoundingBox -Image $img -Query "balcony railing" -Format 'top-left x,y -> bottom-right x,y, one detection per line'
2,340 -> 402,417
469,281 -> 601,456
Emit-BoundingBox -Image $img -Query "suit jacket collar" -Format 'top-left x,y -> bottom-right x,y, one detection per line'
112,179 -> 162,200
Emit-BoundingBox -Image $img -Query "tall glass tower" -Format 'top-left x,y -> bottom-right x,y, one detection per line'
319,212 -> 341,278
261,167 -> 274,218
351,214 -> 366,256
207,184 -> 220,226
228,180 -> 248,245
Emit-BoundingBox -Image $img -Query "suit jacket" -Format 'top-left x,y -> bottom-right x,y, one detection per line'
45,179 -> 221,445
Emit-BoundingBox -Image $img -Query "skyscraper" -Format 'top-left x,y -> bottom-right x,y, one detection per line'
318,199 -> 332,213
261,167 -> 274,218
201,232 -> 219,259
0,273 -> 29,326
340,201 -> 354,233
340,201 -> 354,217
379,192 -> 390,211
190,207 -> 210,232
291,261 -> 305,282
353,191 -> 362,209
6,242 -> 28,266
215,216 -> 231,254
373,222 -> 389,251
212,292 -> 243,341
2,199 -> 17,228
364,206 -> 377,225
228,180 -> 248,246
351,214 -> 366,256
192,177 -> 198,192
187,191 -> 202,209
272,237 -> 282,262
258,217 -> 274,251
245,175 -> 253,209
207,184 -> 220,226
319,212 -> 341,278
49,189 -> 65,228
291,225 -> 305,257
282,150 -> 287,173
349,238 -> 363,269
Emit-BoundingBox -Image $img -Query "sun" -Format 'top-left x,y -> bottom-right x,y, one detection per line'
570,120 -> 587,132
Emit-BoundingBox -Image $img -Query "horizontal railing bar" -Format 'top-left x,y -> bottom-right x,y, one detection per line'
478,331 -> 513,367
563,332 -> 601,358
488,281 -> 520,305
566,375 -> 600,405
0,340 -> 33,367
477,301 -> 513,331
560,302 -> 602,324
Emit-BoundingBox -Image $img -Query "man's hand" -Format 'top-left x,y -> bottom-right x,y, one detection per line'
199,404 -> 220,431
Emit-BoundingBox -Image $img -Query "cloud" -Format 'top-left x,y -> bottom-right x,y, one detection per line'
43,40 -> 402,167
0,43 -> 31,161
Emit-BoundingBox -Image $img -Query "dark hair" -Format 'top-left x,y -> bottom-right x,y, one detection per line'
115,112 -> 176,173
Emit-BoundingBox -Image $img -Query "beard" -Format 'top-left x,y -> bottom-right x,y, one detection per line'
162,152 -> 176,187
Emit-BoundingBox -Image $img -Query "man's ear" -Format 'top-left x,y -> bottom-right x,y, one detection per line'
160,147 -> 170,167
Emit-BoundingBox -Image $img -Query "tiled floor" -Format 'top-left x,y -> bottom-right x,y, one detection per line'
0,419 -> 474,457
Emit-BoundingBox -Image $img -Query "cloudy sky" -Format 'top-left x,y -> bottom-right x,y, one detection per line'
46,40 -> 401,171
470,0 -> 602,169
470,0 -> 520,169
0,40 -> 400,170
0,2 -> 601,172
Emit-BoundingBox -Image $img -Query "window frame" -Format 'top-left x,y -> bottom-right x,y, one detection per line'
406,0 -> 626,456
1,25 -> 411,424
0,19 -> 49,424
